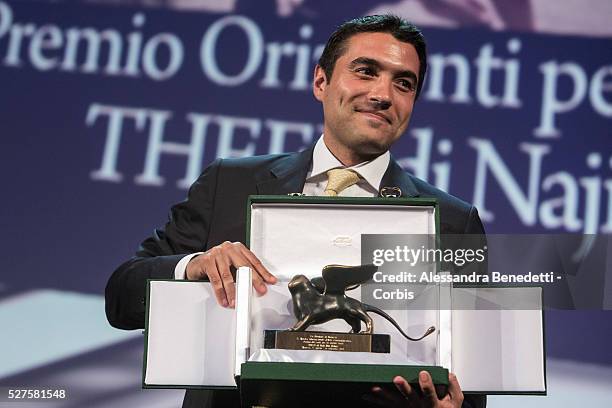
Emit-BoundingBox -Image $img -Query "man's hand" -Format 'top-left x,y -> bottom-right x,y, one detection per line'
364,371 -> 464,408
185,241 -> 277,308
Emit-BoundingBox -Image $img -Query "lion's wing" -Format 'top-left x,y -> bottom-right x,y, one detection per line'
321,264 -> 377,295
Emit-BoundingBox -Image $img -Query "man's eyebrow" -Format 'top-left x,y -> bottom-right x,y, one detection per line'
349,57 -> 380,70
398,70 -> 418,84
349,57 -> 418,82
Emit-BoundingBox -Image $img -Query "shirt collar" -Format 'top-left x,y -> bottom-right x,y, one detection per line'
310,135 -> 390,191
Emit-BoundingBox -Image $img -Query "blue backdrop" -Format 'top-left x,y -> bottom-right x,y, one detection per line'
0,1 -> 610,406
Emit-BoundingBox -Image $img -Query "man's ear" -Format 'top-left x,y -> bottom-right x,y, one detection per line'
312,65 -> 327,102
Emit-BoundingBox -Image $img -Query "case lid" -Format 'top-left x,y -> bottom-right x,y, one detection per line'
451,287 -> 546,394
247,197 -> 441,369
143,280 -> 236,388
143,197 -> 546,394
248,197 -> 438,280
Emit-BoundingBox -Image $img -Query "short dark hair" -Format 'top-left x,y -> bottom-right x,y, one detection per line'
318,15 -> 427,99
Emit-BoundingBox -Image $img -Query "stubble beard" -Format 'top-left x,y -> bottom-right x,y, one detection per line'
333,123 -> 393,162
324,103 -> 399,163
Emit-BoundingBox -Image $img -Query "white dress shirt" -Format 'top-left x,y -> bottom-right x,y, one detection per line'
174,135 -> 390,279
302,135 -> 390,197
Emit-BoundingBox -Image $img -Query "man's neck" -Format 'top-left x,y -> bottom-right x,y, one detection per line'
322,135 -> 380,167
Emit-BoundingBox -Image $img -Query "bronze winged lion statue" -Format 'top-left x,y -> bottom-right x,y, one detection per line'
288,264 -> 435,341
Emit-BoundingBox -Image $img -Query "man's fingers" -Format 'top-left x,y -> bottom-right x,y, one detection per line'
238,244 -> 277,284
365,385 -> 401,407
205,259 -> 229,308
371,385 -> 395,400
418,370 -> 439,405
393,376 -> 422,406
224,245 -> 269,295
392,375 -> 411,398
447,372 -> 464,403
251,273 -> 269,295
229,242 -> 276,293
189,242 -> 274,306
215,255 -> 235,308
361,389 -> 386,406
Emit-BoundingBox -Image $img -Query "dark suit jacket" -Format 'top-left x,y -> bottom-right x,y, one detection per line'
105,146 -> 486,408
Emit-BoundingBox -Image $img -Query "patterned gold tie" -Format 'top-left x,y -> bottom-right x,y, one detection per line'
324,168 -> 360,196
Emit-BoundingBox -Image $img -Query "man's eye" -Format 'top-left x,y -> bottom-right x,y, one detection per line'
397,79 -> 415,91
356,67 -> 376,76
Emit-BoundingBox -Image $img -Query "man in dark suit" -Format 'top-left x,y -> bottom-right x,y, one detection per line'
106,15 -> 485,408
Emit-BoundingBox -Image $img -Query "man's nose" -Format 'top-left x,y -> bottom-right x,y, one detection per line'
369,78 -> 392,110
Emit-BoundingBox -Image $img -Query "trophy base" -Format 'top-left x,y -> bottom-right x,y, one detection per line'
264,330 -> 390,353
240,362 -> 450,408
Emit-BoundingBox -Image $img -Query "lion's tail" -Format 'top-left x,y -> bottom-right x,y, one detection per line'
363,303 -> 436,341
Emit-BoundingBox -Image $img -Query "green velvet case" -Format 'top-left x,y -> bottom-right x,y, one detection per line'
240,195 -> 444,406
240,361 -> 449,408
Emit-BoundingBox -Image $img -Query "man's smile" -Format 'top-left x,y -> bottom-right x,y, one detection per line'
354,108 -> 391,124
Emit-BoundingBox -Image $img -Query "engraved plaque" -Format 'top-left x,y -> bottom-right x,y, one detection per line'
264,330 -> 390,353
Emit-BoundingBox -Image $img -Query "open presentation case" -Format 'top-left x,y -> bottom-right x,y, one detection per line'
142,196 -> 546,406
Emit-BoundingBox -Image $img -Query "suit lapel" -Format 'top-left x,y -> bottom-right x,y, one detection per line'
255,148 -> 418,198
380,157 -> 420,198
256,146 -> 314,195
